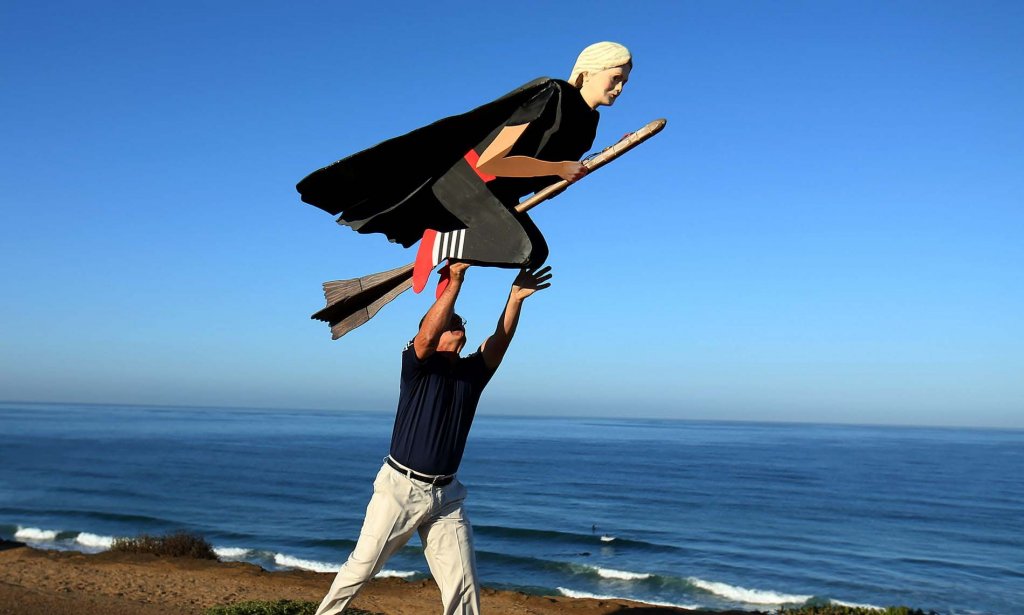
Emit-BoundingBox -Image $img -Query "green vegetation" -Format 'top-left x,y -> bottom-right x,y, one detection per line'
778,606 -> 938,615
202,601 -> 317,615
110,531 -> 218,560
203,601 -> 381,615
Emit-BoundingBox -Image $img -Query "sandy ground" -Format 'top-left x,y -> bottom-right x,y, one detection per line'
0,540 -> 754,615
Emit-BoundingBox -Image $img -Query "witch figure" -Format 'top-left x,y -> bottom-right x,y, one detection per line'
297,42 -> 633,338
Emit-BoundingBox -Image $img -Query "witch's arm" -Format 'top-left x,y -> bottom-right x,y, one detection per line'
475,124 -> 587,182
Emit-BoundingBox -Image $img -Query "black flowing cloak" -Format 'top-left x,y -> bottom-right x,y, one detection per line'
296,78 -> 599,257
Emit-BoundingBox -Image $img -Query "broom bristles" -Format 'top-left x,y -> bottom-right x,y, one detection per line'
311,262 -> 415,339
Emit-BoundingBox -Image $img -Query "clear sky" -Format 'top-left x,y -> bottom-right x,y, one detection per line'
2,1 -> 1021,428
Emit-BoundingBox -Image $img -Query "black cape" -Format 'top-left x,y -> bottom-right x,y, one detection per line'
297,78 -> 598,266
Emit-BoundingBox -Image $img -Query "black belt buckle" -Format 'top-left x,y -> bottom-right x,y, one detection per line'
387,457 -> 454,486
428,474 -> 454,487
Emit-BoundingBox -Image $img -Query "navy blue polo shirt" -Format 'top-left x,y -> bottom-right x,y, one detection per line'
389,341 -> 496,476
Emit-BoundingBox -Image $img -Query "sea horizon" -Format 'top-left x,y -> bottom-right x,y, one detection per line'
4,399 -> 1021,432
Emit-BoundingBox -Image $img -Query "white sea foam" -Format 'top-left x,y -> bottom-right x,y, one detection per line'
599,535 -> 616,542
594,567 -> 652,581
272,553 -> 415,577
273,553 -> 340,573
689,577 -> 811,605
832,598 -> 884,610
15,527 -> 59,542
375,569 -> 418,579
557,587 -> 614,600
214,547 -> 252,559
75,532 -> 114,549
556,587 -> 700,610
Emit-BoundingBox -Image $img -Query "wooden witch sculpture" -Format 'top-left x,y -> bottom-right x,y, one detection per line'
297,42 -> 665,339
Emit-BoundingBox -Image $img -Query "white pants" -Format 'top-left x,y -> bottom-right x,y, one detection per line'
314,462 -> 480,615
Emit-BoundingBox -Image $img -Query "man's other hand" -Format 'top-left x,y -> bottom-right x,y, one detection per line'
511,266 -> 552,301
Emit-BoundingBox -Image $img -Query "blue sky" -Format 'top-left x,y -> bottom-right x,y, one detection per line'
2,1 -> 1021,427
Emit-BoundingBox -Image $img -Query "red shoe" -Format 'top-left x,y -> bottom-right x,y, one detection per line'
435,263 -> 451,298
413,229 -> 439,294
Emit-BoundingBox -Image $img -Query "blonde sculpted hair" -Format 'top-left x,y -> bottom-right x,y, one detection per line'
569,42 -> 632,88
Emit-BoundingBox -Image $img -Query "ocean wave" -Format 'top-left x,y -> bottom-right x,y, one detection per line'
477,551 -> 668,587
273,553 -> 341,573
831,598 -> 884,610
75,532 -> 114,549
689,577 -> 812,605
2,507 -> 178,530
271,552 -> 417,579
15,526 -> 59,542
556,587 -> 700,610
302,537 -> 422,560
473,524 -> 675,553
593,567 -> 652,581
476,548 -> 570,572
556,587 -> 625,600
214,547 -> 252,559
376,569 -> 418,579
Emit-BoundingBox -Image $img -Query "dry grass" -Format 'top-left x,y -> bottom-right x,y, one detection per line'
203,600 -> 382,615
110,531 -> 218,560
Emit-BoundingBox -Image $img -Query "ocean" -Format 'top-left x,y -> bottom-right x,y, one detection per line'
1,402 -> 1021,614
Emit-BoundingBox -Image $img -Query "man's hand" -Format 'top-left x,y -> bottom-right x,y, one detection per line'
448,260 -> 470,282
511,265 -> 552,301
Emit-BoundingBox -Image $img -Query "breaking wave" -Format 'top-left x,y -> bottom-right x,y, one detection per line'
213,547 -> 252,559
556,587 -> 701,610
270,552 -> 416,579
831,598 -> 884,610
593,567 -> 652,581
273,553 -> 340,573
75,532 -> 114,549
14,527 -> 59,542
689,576 -> 812,605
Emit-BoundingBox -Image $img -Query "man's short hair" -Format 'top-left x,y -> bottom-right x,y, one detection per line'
419,312 -> 464,330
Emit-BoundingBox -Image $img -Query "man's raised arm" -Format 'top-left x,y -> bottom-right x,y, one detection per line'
481,266 -> 552,371
414,262 -> 470,359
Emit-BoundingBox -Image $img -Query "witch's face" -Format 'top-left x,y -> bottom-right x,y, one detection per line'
580,64 -> 631,108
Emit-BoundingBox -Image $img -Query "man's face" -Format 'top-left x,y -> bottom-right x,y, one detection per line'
437,315 -> 466,353
582,64 -> 631,107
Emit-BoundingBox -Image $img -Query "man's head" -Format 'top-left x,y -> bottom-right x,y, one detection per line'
421,312 -> 467,354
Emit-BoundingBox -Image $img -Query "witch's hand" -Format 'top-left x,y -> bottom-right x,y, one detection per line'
556,162 -> 588,182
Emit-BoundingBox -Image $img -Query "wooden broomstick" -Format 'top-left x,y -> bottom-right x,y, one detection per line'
312,118 -> 667,340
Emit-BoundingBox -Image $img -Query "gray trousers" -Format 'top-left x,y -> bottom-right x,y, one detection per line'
314,462 -> 480,615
